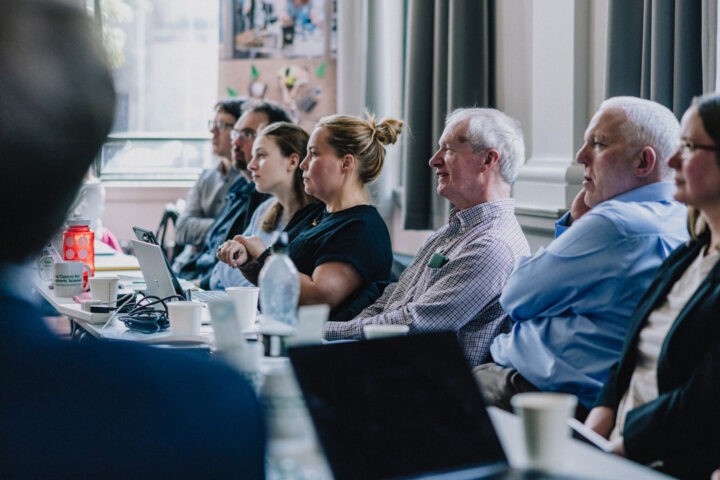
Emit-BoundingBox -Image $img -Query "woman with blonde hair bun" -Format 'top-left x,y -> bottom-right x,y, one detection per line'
217,113 -> 402,320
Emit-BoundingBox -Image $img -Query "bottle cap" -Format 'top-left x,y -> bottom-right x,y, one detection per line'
271,232 -> 289,254
67,217 -> 90,227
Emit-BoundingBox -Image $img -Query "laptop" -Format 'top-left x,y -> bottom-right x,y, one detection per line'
130,239 -> 226,303
288,332 -> 581,480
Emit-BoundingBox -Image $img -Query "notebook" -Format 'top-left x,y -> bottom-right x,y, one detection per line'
288,331 -> 581,480
130,239 -> 226,303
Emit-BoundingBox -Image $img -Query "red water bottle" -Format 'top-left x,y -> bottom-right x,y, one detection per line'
63,218 -> 95,275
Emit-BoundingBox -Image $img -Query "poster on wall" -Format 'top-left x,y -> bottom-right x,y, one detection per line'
219,58 -> 336,132
228,0 -> 336,59
218,0 -> 337,131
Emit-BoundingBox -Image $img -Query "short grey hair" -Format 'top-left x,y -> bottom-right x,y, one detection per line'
444,108 -> 526,184
599,97 -> 680,180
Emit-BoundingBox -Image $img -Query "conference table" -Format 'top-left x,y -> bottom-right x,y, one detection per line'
33,248 -> 675,480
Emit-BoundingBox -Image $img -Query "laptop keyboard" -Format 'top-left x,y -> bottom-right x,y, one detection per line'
190,290 -> 228,302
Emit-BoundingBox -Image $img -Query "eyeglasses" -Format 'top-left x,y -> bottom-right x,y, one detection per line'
208,120 -> 235,131
679,139 -> 719,156
230,128 -> 257,142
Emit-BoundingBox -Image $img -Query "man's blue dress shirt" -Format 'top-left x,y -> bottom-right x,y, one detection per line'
490,182 -> 689,408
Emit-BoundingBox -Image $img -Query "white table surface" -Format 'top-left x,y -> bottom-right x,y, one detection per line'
487,407 -> 673,479
34,272 -> 214,345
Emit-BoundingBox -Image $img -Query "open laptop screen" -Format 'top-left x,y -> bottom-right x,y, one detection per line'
288,332 -> 507,480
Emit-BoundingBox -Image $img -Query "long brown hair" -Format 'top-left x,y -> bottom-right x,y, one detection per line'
687,93 -> 720,240
254,122 -> 315,232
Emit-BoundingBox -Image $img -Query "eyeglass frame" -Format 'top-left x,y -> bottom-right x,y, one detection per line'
208,119 -> 235,131
230,128 -> 258,142
679,139 -> 719,156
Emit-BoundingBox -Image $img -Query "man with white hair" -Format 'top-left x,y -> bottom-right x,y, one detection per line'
474,97 -> 689,416
324,108 -> 530,367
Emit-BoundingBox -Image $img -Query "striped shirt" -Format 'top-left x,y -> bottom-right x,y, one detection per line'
323,199 -> 530,366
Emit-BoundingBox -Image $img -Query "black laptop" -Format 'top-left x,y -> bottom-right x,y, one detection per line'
288,332 -> 583,480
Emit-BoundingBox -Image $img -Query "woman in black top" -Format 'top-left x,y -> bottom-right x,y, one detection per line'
220,114 -> 402,319
584,93 -> 720,479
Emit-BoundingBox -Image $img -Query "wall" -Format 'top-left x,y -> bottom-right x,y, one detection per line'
495,0 -> 609,251
103,183 -> 190,244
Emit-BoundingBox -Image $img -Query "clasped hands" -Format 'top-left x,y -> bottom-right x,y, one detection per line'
216,235 -> 266,268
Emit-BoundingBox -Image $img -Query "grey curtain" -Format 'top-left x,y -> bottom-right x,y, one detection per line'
402,0 -> 495,230
606,0 -> 705,117
701,0 -> 717,93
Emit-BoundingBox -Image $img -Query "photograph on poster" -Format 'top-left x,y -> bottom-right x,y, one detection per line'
231,0 -> 336,59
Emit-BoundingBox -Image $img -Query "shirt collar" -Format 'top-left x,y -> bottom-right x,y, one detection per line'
609,181 -> 677,204
448,198 -> 516,229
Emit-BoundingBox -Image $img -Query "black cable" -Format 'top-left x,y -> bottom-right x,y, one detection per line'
117,294 -> 184,334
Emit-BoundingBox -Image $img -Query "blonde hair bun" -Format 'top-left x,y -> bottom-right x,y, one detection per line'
372,116 -> 404,146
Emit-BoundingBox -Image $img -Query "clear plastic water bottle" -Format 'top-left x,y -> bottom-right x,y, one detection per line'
259,232 -> 300,328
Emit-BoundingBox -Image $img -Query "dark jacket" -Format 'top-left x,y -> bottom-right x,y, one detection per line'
594,235 -> 720,479
179,174 -> 269,288
0,293 -> 266,479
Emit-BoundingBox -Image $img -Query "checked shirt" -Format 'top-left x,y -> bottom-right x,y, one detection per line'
323,199 -> 529,367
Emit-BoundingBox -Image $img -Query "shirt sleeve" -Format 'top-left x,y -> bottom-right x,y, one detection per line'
499,212 -> 627,322
554,211 -> 571,237
313,215 -> 391,284
324,237 -> 516,340
208,199 -> 274,290
176,171 -> 215,246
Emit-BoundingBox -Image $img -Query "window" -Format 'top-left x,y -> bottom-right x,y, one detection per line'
95,0 -> 220,180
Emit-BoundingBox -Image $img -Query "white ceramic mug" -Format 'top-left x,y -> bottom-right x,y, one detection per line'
167,301 -> 203,336
53,261 -> 91,297
225,286 -> 259,332
510,392 -> 578,471
89,276 -> 119,303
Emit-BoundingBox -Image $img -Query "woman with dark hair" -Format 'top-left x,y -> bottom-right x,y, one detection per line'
217,113 -> 402,321
585,93 -> 720,479
212,122 -> 314,289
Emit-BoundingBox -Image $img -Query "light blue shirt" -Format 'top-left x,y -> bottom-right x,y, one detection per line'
490,182 -> 689,408
209,198 -> 286,290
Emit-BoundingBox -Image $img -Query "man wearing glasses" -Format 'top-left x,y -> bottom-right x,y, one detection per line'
178,100 -> 291,288
474,97 -> 689,418
173,99 -> 245,270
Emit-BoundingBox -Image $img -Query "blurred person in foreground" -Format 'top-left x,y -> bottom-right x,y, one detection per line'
0,1 -> 265,478
586,93 -> 720,479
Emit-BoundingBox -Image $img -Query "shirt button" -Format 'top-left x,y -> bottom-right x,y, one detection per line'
444,238 -> 450,244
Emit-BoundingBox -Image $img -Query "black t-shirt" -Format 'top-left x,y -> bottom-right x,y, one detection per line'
261,202 -> 392,319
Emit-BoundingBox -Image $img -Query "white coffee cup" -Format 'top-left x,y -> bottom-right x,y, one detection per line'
510,392 -> 578,471
225,286 -> 259,332
363,324 -> 410,339
167,301 -> 203,336
288,304 -> 330,346
89,276 -> 119,303
209,298 -> 248,351
53,261 -> 91,297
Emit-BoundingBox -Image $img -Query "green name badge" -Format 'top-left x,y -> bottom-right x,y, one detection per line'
428,253 -> 449,268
